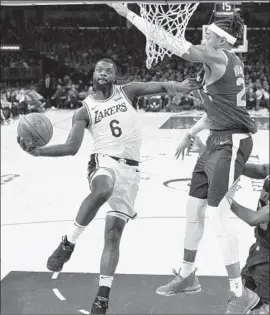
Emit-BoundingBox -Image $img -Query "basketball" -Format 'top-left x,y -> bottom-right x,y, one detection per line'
17,113 -> 53,147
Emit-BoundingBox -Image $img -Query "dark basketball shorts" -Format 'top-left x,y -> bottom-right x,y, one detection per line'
189,130 -> 253,207
241,243 -> 269,303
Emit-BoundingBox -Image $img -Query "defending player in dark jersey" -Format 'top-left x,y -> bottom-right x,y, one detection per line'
111,4 -> 258,313
227,164 -> 269,314
189,136 -> 269,314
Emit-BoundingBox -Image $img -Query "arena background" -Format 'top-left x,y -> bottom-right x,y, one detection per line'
1,1 -> 269,314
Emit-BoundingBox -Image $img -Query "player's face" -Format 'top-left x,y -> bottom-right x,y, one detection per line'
93,61 -> 116,90
204,29 -> 223,50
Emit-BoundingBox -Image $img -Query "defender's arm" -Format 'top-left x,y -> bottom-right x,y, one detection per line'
109,4 -> 226,66
242,163 -> 269,179
230,201 -> 269,226
122,79 -> 200,103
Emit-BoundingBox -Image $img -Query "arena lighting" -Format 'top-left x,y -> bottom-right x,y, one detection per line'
1,0 -> 270,5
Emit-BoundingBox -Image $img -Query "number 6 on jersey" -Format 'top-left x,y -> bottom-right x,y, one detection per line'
110,119 -> 122,137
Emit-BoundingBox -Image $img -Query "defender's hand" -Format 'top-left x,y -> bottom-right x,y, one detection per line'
168,78 -> 201,96
17,137 -> 40,156
188,135 -> 206,154
175,133 -> 192,160
108,3 -> 130,18
178,78 -> 201,92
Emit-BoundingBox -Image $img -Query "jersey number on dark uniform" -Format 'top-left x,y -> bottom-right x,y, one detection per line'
236,78 -> 246,107
110,119 -> 122,137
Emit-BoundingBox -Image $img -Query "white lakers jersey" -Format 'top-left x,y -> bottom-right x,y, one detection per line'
83,85 -> 141,161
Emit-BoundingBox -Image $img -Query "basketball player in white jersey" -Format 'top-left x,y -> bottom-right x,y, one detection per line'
18,58 -> 199,314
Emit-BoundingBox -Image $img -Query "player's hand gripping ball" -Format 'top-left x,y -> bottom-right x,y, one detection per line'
17,137 -> 40,156
17,113 -> 53,156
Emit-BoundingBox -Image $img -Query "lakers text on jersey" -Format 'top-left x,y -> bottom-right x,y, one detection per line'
83,85 -> 141,162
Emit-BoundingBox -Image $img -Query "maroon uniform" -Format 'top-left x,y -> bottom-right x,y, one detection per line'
190,50 -> 255,206
199,50 -> 257,134
241,175 -> 270,304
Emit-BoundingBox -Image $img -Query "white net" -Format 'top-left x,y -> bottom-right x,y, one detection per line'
137,2 -> 199,69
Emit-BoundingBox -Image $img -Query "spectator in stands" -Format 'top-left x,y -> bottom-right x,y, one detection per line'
26,89 -> 46,113
66,84 -> 80,109
51,84 -> 67,109
0,92 -> 13,124
246,88 -> 256,110
16,89 -> 30,115
43,73 -> 54,102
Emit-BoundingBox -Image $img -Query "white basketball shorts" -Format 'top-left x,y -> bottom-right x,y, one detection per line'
87,153 -> 140,222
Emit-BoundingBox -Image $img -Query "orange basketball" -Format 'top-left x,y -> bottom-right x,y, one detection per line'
17,113 -> 53,147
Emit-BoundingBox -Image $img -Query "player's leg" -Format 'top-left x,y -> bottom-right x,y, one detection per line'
47,168 -> 115,272
91,163 -> 140,314
206,133 -> 258,313
91,215 -> 126,314
156,153 -> 208,296
241,245 -> 257,292
242,261 -> 270,314
251,262 -> 270,307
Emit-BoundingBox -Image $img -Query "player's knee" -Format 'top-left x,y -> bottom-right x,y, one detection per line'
91,176 -> 114,203
208,199 -> 235,237
186,196 -> 207,223
94,189 -> 112,204
105,226 -> 124,249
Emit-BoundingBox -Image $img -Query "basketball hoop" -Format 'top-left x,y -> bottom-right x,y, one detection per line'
137,2 -> 199,69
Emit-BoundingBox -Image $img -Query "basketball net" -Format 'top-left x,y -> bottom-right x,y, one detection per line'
137,2 -> 199,69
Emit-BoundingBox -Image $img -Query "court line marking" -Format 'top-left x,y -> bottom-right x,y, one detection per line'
52,273 -> 90,314
52,272 -> 59,280
1,215 -> 243,227
79,310 -> 90,314
52,288 -> 66,301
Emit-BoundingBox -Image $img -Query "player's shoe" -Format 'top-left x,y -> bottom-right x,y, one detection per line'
156,268 -> 201,296
225,286 -> 260,314
47,236 -> 75,272
91,296 -> 109,314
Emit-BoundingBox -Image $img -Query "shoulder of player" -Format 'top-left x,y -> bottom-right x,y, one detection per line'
195,45 -> 226,64
81,94 -> 93,106
119,82 -> 139,100
73,106 -> 89,124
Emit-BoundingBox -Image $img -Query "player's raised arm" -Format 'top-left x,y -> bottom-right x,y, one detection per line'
122,78 -> 201,102
18,106 -> 89,157
242,163 -> 269,179
109,3 -> 243,66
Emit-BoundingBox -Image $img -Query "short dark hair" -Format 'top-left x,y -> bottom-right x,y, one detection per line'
215,11 -> 245,43
95,58 -> 117,73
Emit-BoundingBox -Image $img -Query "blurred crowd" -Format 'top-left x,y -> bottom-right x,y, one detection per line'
1,5 -> 269,124
0,74 -> 95,124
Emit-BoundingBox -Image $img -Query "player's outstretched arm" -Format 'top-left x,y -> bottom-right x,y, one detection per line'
18,107 -> 89,157
242,163 -> 269,179
108,3 -> 225,66
229,201 -> 269,226
175,114 -> 210,160
122,78 -> 200,102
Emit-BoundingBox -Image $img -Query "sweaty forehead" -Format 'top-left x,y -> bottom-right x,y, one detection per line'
95,61 -> 114,71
